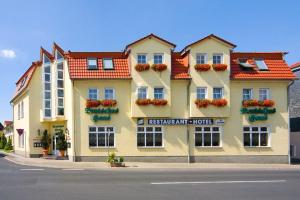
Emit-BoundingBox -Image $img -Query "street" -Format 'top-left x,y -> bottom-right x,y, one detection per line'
1,154 -> 300,200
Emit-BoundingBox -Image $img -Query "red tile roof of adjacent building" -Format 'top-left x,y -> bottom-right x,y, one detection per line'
67,52 -> 131,79
231,52 -> 296,80
171,52 -> 190,79
4,121 -> 13,126
290,62 -> 300,71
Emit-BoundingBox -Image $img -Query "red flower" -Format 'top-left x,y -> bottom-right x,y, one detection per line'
194,64 -> 211,72
86,100 -> 101,108
135,99 -> 152,106
195,99 -> 211,108
212,64 -> 227,71
101,99 -> 117,107
151,99 -> 168,106
211,99 -> 227,107
259,99 -> 275,107
151,64 -> 167,72
135,64 -> 150,72
242,99 -> 259,107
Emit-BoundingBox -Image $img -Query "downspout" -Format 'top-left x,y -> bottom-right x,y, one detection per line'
288,80 -> 295,164
187,79 -> 191,163
72,80 -> 76,162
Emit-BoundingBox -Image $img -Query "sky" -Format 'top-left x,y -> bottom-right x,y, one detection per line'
0,0 -> 300,123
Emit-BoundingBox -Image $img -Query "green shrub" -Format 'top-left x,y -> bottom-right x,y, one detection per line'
41,130 -> 51,149
56,130 -> 67,151
107,152 -> 124,164
4,138 -> 13,151
0,135 -> 7,149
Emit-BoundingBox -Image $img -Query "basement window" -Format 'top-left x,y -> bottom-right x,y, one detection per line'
103,58 -> 114,69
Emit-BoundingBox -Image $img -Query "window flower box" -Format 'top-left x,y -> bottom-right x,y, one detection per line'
194,64 -> 211,72
151,64 -> 167,72
258,99 -> 275,107
195,99 -> 211,108
136,99 -> 152,106
135,63 -> 150,72
242,99 -> 259,107
211,99 -> 227,107
212,64 -> 227,71
86,99 -> 101,108
101,99 -> 117,107
242,99 -> 274,107
151,99 -> 168,106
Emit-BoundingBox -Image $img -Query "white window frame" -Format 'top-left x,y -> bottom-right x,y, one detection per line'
154,53 -> 164,64
43,54 -> 52,118
213,53 -> 223,64
88,88 -> 99,100
259,88 -> 270,101
137,126 -> 164,148
55,50 -> 64,61
196,53 -> 207,64
104,88 -> 115,100
21,101 -> 24,118
87,58 -> 98,70
18,131 -> 25,148
213,87 -> 224,99
56,61 -> 64,116
137,54 -> 147,64
243,126 -> 271,147
17,104 -> 20,120
194,126 -> 222,147
154,87 -> 164,100
137,86 -> 148,99
196,87 -> 207,99
88,126 -> 115,148
103,58 -> 114,69
243,88 -> 253,100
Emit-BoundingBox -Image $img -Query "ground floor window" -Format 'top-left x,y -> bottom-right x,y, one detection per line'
195,126 -> 221,147
243,126 -> 270,147
18,133 -> 24,148
137,126 -> 163,147
89,126 -> 114,147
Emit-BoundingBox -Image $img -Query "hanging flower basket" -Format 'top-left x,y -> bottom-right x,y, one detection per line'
86,99 -> 101,108
136,99 -> 152,106
194,64 -> 211,72
195,99 -> 211,108
258,99 -> 275,107
242,99 -> 259,107
212,64 -> 227,71
151,64 -> 167,72
101,99 -> 117,107
135,64 -> 150,72
211,99 -> 227,107
151,99 -> 168,106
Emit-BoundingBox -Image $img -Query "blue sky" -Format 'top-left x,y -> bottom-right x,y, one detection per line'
0,0 -> 299,123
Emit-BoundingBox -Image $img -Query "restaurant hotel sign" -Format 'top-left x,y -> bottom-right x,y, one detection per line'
137,118 -> 218,126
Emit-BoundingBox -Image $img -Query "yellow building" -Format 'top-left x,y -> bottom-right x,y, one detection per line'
10,34 -> 296,163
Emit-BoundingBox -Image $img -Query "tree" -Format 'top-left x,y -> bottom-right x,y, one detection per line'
41,130 -> 51,150
0,134 -> 7,149
4,138 -> 13,151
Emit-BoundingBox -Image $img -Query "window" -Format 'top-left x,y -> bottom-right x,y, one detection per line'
154,87 -> 164,99
213,87 -> 223,99
103,58 -> 114,69
43,55 -> 51,118
137,126 -> 163,147
21,101 -> 24,118
89,126 -> 114,147
259,88 -> 269,101
57,62 -> 64,116
56,50 -> 63,60
196,53 -> 207,64
243,126 -> 270,147
19,132 -> 24,148
17,104 -> 20,120
137,54 -> 147,64
88,88 -> 98,100
104,88 -> 115,100
137,87 -> 147,99
87,58 -> 98,70
18,76 -> 28,91
213,54 -> 223,64
195,126 -> 221,147
197,87 -> 207,99
255,59 -> 268,71
154,54 -> 163,64
243,89 -> 253,100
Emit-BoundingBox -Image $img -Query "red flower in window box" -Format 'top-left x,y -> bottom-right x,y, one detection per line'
258,99 -> 275,107
151,99 -> 168,106
135,64 -> 150,72
195,99 -> 211,108
211,99 -> 227,107
212,64 -> 227,71
86,99 -> 101,108
101,99 -> 117,107
194,64 -> 211,72
135,99 -> 152,106
242,99 -> 259,107
151,64 -> 167,72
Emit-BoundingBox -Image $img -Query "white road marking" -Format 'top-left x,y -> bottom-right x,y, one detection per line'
151,180 -> 286,185
20,168 -> 44,171
62,168 -> 85,171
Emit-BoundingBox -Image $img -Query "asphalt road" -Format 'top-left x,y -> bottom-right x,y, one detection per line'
1,153 -> 300,200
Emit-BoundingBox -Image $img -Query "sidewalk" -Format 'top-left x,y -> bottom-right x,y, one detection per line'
2,151 -> 300,170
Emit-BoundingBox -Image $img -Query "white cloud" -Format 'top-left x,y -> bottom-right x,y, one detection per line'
0,49 -> 16,58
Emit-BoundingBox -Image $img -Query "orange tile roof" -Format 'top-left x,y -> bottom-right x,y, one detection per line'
231,52 -> 296,80
171,52 -> 190,79
67,52 -> 131,79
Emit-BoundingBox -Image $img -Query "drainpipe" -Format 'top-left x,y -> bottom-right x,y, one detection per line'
72,80 -> 76,162
287,80 -> 295,165
187,79 -> 192,163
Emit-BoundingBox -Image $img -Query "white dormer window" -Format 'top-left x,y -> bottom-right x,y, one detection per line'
43,55 -> 50,64
196,53 -> 207,64
154,54 -> 163,64
137,54 -> 147,64
56,51 -> 63,60
87,58 -> 98,70
213,54 -> 223,64
103,58 -> 114,69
